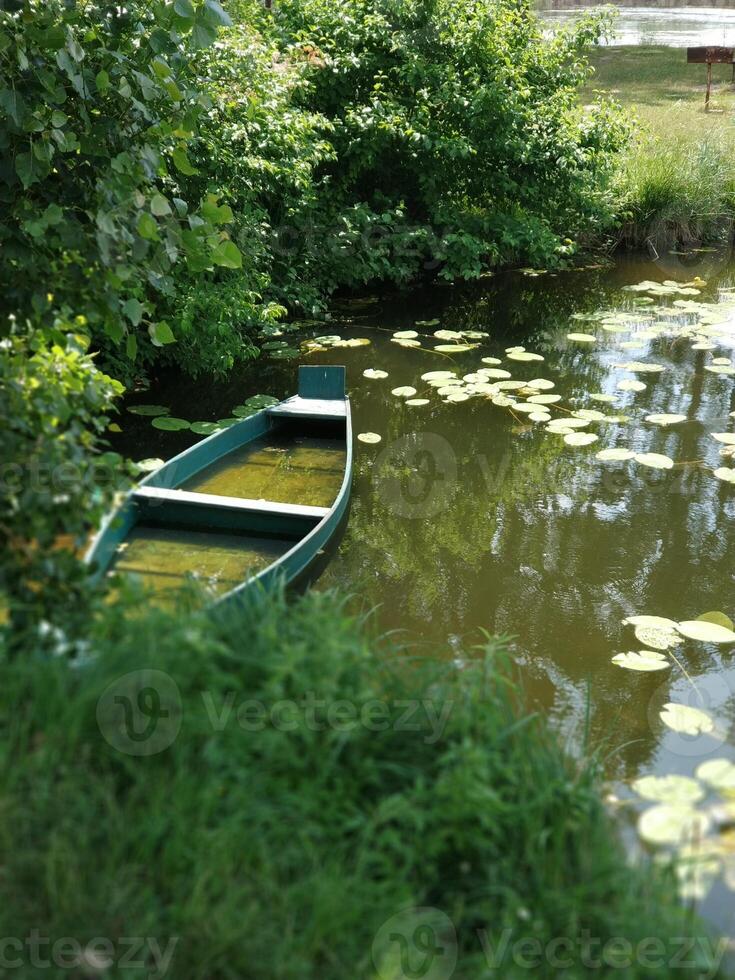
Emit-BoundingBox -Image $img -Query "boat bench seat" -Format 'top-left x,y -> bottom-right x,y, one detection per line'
133,485 -> 329,521
268,396 -> 347,420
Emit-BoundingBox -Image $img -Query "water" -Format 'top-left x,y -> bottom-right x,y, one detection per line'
539,4 -> 735,46
116,249 -> 735,927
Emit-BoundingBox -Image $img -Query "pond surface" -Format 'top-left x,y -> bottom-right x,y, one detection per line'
539,4 -> 735,46
118,249 -> 735,929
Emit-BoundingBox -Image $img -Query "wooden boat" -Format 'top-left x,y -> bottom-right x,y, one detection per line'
86,365 -> 352,607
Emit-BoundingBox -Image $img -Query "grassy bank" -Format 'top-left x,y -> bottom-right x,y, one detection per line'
0,587 -> 725,978
586,45 -> 735,247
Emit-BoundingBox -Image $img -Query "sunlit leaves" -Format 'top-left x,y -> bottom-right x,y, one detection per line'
564,432 -> 598,447
638,805 -> 711,846
151,416 -> 191,431
696,759 -> 735,791
596,447 -> 635,461
645,414 -> 686,426
363,369 -> 389,379
357,432 -> 381,444
634,453 -> 673,470
632,775 -> 704,805
391,386 -> 417,398
676,620 -> 735,644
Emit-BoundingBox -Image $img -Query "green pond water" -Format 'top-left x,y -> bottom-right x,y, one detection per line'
118,250 -> 735,928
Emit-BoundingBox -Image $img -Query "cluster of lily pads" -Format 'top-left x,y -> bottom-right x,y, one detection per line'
346,278 -> 735,485
127,393 -> 279,436
609,609 -> 735,898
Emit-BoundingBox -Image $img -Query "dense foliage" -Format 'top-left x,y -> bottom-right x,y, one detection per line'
0,321 -> 126,631
0,0 -> 627,382
0,587 -> 724,979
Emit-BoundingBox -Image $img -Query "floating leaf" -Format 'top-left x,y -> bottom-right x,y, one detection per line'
632,775 -> 704,804
676,620 -> 735,644
712,433 -> 735,445
405,398 -> 430,406
617,379 -> 647,392
590,393 -> 617,404
638,805 -> 711,846
446,391 -> 469,403
127,404 -> 170,417
434,344 -> 475,353
393,330 -> 418,339
190,421 -> 221,436
391,386 -> 417,398
151,416 -> 191,431
481,357 -> 503,366
527,378 -> 555,390
363,369 -> 388,380
415,318 -> 439,327
646,414 -> 686,426
634,625 -> 679,650
634,453 -> 673,470
660,702 -> 715,736
596,447 -> 635,461
714,467 -> 735,484
392,338 -> 421,348
357,432 -> 381,444
612,651 -> 669,672
696,758 -> 735,790
567,332 -> 596,343
528,394 -> 560,405
697,610 -> 735,632
624,615 -> 679,630
134,458 -> 163,472
507,351 -> 544,362
422,370 -> 456,381
434,329 -> 464,341
705,365 -> 735,376
564,432 -> 598,447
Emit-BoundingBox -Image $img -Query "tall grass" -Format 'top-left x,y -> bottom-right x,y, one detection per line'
0,587 -> 725,978
615,134 -> 735,249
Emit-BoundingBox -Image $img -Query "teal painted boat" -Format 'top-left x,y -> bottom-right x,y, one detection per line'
86,365 -> 352,607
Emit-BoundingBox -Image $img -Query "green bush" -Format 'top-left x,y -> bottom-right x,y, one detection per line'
0,322 -> 127,630
0,586 -> 724,978
0,0 -> 238,376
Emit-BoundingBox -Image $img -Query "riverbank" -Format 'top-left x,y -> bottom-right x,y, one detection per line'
0,586 -> 726,979
586,45 -> 735,246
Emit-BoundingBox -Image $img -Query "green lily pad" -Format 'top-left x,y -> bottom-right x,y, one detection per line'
128,404 -> 170,417
151,416 -> 191,431
190,421 -> 222,436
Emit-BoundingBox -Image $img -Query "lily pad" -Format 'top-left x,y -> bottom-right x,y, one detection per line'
712,433 -> 735,445
697,611 -> 735,632
624,615 -> 679,630
596,447 -> 635,461
632,775 -> 705,805
638,805 -> 711,846
128,404 -> 170,417
357,432 -> 382,444
190,421 -> 222,436
405,398 -> 430,406
507,351 -> 544,362
391,386 -> 417,398
714,467 -> 735,483
676,620 -> 735,644
660,702 -> 715,736
564,432 -> 598,447
134,457 -> 164,472
363,369 -> 389,380
646,414 -> 686,426
634,625 -> 679,650
393,330 -> 418,339
612,651 -> 669,672
151,416 -> 191,431
617,379 -> 647,393
567,332 -> 596,343
696,758 -> 735,791
634,453 -> 674,470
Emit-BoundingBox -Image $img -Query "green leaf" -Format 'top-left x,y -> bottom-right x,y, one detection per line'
123,298 -> 144,326
174,0 -> 196,17
191,21 -> 218,49
50,110 -> 67,128
211,240 -> 242,269
151,193 -> 172,216
136,212 -> 159,241
0,89 -> 27,126
95,70 -> 110,94
15,152 -> 46,189
172,145 -> 197,176
190,421 -> 222,436
126,334 -> 138,360
203,0 -> 232,26
149,321 -> 176,347
152,416 -> 191,431
127,404 -> 170,417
